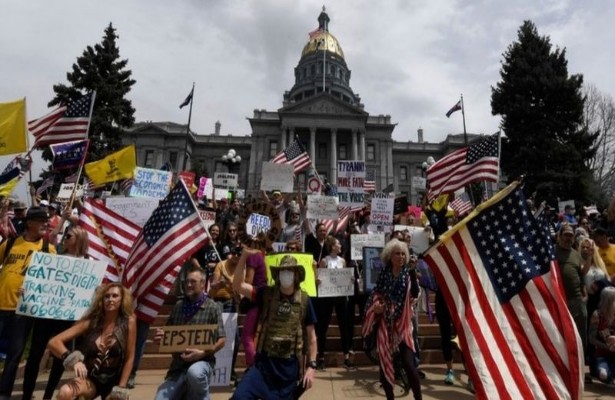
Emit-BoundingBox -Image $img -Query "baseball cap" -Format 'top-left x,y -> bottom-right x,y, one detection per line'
25,207 -> 49,221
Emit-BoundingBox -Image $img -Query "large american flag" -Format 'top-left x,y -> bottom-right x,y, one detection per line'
29,92 -> 94,147
423,183 -> 583,400
271,138 -> 312,174
123,180 -> 207,301
450,191 -> 473,216
80,198 -> 180,323
427,133 -> 499,200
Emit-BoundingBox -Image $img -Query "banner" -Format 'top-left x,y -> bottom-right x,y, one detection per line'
246,213 -> 271,237
0,98 -> 27,156
130,167 -> 172,199
56,183 -> 84,201
178,171 -> 196,189
158,324 -> 219,352
213,172 -> 238,189
337,160 -> 365,208
350,233 -> 386,260
265,253 -> 316,296
17,252 -> 106,320
371,193 -> 394,225
212,312 -> 237,387
317,268 -> 354,297
105,196 -> 160,227
261,162 -> 294,192
84,145 -> 136,186
306,194 -> 339,220
394,224 -> 430,254
50,139 -> 88,170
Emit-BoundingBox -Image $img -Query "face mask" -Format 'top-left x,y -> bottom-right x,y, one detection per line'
279,270 -> 295,288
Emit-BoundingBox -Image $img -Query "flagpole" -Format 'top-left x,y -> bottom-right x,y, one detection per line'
85,91 -> 97,139
68,139 -> 90,210
460,94 -> 467,146
182,83 -> 195,171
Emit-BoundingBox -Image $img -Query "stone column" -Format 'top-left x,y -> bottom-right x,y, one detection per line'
310,127 -> 317,167
351,128 -> 358,160
288,126 -> 295,147
330,128 -> 337,183
280,125 -> 287,150
359,129 -> 366,161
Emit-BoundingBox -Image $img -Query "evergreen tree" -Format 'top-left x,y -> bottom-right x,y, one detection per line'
44,23 -> 136,163
491,20 -> 597,204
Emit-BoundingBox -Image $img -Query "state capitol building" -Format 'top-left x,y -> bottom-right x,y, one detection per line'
122,9 -> 483,205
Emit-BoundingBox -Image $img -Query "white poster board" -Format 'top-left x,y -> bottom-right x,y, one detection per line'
306,195 -> 339,220
246,213 -> 271,237
198,210 -> 217,230
17,252 -> 106,321
56,183 -> 84,201
261,162 -> 294,192
105,196 -> 160,227
130,167 -> 172,199
214,188 -> 230,201
350,233 -> 386,260
412,176 -> 426,191
337,160 -> 365,208
558,199 -> 575,214
317,268 -> 354,297
370,194 -> 394,225
212,312 -> 237,387
395,224 -> 430,254
214,173 -> 238,189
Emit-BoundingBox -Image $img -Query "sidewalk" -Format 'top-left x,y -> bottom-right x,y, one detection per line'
14,364 -> 615,399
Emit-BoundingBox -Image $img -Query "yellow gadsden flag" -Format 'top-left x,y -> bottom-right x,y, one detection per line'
0,98 -> 27,156
85,145 -> 136,186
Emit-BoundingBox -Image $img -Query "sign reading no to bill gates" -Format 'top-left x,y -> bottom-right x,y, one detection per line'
17,252 -> 106,321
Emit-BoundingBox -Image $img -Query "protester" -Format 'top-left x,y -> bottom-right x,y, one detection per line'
363,239 -> 422,400
588,287 -> 615,383
222,222 -> 241,258
232,251 -> 317,399
0,207 -> 56,399
154,266 -> 225,399
47,283 -> 137,400
9,200 -> 27,236
593,227 -> 615,279
191,223 -> 229,288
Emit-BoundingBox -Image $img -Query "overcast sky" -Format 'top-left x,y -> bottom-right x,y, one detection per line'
3,0 -> 615,200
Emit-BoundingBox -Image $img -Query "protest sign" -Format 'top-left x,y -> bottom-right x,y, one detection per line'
337,160 -> 365,208
246,213 -> 271,236
363,247 -> 385,292
198,210 -> 216,230
317,268 -> 354,297
235,189 -> 245,199
306,195 -> 339,220
56,183 -> 84,201
261,162 -> 294,192
238,202 -> 283,248
214,172 -> 238,189
412,176 -> 426,190
178,171 -> 196,189
265,253 -> 316,296
158,324 -> 219,353
307,176 -> 322,194
407,205 -> 422,220
350,233 -> 386,260
197,177 -> 213,199
214,188 -> 230,201
130,167 -> 172,199
17,253 -> 106,321
395,224 -> 430,254
105,196 -> 160,227
272,242 -> 287,253
371,194 -> 394,225
212,313 -> 237,387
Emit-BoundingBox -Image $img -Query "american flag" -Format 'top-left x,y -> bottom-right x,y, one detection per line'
64,171 -> 79,184
363,168 -> 376,192
80,198 -> 180,323
123,180 -> 207,301
29,92 -> 95,148
36,176 -> 55,196
0,156 -> 31,196
120,178 -> 133,194
427,133 -> 499,200
423,183 -> 583,400
450,191 -> 472,216
446,100 -> 462,118
271,138 -> 312,174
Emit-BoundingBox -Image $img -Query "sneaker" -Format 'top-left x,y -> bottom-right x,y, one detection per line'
598,368 -> 607,382
316,358 -> 326,371
344,358 -> 357,371
444,369 -> 455,385
417,369 -> 426,379
127,375 -> 136,389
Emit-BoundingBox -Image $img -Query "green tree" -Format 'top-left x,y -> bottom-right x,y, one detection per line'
44,23 -> 136,164
491,20 -> 598,204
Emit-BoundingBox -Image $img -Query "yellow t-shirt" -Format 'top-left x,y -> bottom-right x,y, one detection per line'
598,244 -> 615,277
0,237 -> 56,310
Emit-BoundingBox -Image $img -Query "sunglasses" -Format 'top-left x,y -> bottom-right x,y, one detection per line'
229,229 -> 237,232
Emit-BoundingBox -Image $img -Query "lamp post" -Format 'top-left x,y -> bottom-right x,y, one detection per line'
221,149 -> 242,174
418,156 -> 435,204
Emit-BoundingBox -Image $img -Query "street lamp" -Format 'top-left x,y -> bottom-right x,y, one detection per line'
221,149 -> 242,174
421,156 -> 435,176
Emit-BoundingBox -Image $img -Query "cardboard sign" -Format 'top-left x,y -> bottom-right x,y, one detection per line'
306,195 -> 339,220
179,171 -> 196,189
350,233 -> 386,260
130,167 -> 172,199
246,213 -> 271,237
394,224 -> 430,254
264,253 -> 316,296
212,313 -> 237,387
17,253 -> 106,321
198,210 -> 217,230
105,196 -> 160,227
363,246 -> 385,292
159,324 -> 219,353
56,183 -> 84,201
337,160 -> 365,208
371,194 -> 394,225
214,172 -> 238,189
261,162 -> 294,192
317,268 -> 354,297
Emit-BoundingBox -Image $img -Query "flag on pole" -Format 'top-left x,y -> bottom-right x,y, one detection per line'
64,170 -> 79,184
36,176 -> 55,196
423,182 -> 583,400
271,138 -> 311,174
50,139 -> 89,170
0,156 -> 31,197
427,133 -> 499,200
446,100 -> 462,118
123,180 -> 207,301
29,92 -> 94,147
0,98 -> 27,156
363,168 -> 376,192
308,27 -> 323,39
84,145 -> 136,186
450,191 -> 472,216
179,87 -> 194,109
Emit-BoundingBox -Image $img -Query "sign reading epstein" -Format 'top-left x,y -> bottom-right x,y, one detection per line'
130,167 -> 172,199
337,161 -> 365,208
17,253 -> 106,321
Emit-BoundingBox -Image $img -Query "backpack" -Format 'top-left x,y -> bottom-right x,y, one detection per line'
1,236 -> 50,266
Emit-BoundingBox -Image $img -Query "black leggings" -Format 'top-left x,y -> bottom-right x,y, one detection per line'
435,290 -> 453,363
379,342 -> 422,400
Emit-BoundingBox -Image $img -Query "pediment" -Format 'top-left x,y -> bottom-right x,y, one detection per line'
280,94 -> 367,117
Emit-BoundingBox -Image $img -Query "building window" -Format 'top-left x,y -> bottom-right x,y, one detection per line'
318,143 -> 327,159
169,151 -> 178,170
400,166 -> 408,181
144,150 -> 155,168
367,144 -> 376,161
269,140 -> 278,158
338,144 -> 347,160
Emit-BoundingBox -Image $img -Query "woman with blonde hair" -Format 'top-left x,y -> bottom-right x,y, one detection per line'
588,287 -> 615,383
48,283 -> 137,400
580,237 -> 611,315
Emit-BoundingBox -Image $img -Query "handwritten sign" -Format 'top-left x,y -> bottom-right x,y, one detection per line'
261,162 -> 294,192
371,194 -> 394,225
395,225 -> 430,254
317,268 -> 354,297
159,324 -> 219,353
198,210 -> 217,230
105,196 -> 160,227
272,242 -> 287,253
179,171 -> 196,189
246,213 -> 271,237
197,177 -> 213,199
350,233 -> 385,260
130,167 -> 172,199
56,183 -> 84,201
17,253 -> 106,321
337,160 -> 365,208
214,173 -> 238,189
214,188 -> 230,201
212,313 -> 237,387
412,176 -> 426,190
363,247 -> 384,292
306,195 -> 339,220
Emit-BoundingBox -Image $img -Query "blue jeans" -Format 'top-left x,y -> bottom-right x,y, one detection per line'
155,361 -> 213,400
594,357 -> 615,382
232,365 -> 297,400
0,311 -> 34,397
130,318 -> 151,378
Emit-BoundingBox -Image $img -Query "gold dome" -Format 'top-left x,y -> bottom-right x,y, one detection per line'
301,31 -> 345,60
